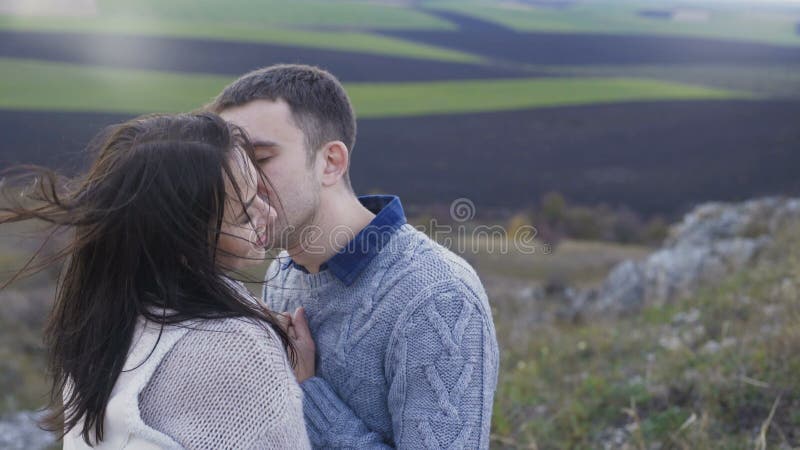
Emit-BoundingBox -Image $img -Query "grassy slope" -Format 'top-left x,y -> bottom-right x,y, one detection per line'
0,58 -> 752,117
3,218 -> 799,448
347,77 -> 749,117
0,221 -> 59,417
489,225 -> 800,448
0,0 -> 482,64
0,16 -> 480,63
423,0 -> 800,47
525,63 -> 800,99
0,58 -> 230,115
94,0 -> 453,30
472,238 -> 651,287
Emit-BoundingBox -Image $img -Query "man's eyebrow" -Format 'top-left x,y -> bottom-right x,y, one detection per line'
251,139 -> 279,149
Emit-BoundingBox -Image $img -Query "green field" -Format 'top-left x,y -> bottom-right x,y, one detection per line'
0,58 -> 230,115
424,0 -> 800,47
0,16 -> 479,63
3,0 -> 453,30
0,58 -> 752,117
522,63 -> 800,98
346,76 -> 750,117
3,0 -> 798,67
0,0 -> 479,63
95,0 -> 453,30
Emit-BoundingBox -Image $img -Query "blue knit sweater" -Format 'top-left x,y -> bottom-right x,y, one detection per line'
263,217 -> 498,449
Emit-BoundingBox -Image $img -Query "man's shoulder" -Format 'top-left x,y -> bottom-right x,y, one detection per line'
378,224 -> 485,301
379,228 -> 497,380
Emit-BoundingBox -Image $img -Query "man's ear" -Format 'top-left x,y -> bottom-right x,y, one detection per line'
319,141 -> 349,187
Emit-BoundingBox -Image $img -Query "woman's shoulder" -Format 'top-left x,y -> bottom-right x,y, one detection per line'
195,315 -> 284,344
140,316 -> 302,445
174,316 -> 292,378
142,316 -> 296,403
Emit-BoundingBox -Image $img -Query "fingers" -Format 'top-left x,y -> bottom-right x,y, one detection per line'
291,307 -> 311,340
276,311 -> 293,332
287,307 -> 315,382
274,307 -> 310,345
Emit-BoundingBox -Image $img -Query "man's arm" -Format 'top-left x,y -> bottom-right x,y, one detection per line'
295,279 -> 499,449
290,309 -> 391,448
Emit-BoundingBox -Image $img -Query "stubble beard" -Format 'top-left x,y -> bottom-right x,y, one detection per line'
273,188 -> 321,258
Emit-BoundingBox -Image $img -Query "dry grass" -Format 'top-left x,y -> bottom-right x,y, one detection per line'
489,223 -> 800,448
2,222 -> 800,448
469,235 -> 651,287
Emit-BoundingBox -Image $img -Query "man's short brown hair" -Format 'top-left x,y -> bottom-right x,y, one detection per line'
208,64 -> 356,180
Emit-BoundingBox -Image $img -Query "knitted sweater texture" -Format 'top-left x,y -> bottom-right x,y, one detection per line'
64,315 -> 311,449
264,224 -> 499,449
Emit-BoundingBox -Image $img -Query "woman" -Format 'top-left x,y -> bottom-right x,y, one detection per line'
0,112 -> 311,448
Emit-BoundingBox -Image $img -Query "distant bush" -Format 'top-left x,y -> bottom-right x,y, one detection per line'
537,191 -> 670,246
408,192 -> 670,247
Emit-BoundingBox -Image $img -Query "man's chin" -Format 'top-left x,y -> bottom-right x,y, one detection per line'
269,228 -> 303,250
262,234 -> 290,252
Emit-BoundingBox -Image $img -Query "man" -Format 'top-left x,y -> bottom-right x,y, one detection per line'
210,64 -> 498,449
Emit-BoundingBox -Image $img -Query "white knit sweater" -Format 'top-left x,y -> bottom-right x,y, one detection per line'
63,315 -> 310,450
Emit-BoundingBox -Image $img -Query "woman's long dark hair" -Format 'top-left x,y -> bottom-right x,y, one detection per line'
0,112 -> 292,445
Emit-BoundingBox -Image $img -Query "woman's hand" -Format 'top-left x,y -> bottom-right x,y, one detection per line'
285,307 -> 316,383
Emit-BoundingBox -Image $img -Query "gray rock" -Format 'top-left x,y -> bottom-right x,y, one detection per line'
0,411 -> 56,450
597,427 -> 630,450
672,308 -> 701,325
581,197 -> 800,316
659,334 -> 683,352
700,337 -> 736,355
700,340 -> 722,354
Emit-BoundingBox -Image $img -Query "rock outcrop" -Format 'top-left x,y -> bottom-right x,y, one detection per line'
569,197 -> 800,317
0,411 -> 55,450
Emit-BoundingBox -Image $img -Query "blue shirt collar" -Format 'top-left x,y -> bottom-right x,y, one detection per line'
282,195 -> 407,285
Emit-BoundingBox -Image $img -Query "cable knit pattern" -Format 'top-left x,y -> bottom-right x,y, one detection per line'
263,224 -> 499,449
139,317 -> 311,449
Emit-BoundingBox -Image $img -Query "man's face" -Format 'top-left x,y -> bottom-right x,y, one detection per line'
220,99 -> 320,251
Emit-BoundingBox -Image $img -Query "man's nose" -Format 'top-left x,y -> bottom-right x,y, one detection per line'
264,203 -> 278,224
257,195 -> 278,225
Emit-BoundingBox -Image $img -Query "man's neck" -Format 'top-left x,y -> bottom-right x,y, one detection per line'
289,193 -> 376,273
